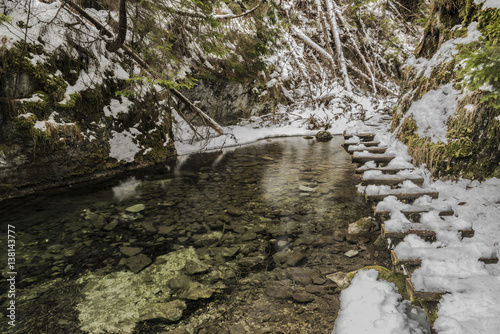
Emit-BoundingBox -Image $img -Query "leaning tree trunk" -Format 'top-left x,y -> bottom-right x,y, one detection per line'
107,0 -> 127,52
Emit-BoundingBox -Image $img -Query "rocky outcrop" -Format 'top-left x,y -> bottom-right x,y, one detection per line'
180,79 -> 278,125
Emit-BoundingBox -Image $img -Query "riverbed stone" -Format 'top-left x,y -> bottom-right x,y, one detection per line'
169,274 -> 192,290
286,251 -> 306,267
348,217 -> 375,234
299,185 -> 318,192
181,282 -> 214,300
292,291 -> 315,303
120,247 -> 143,257
158,225 -> 175,234
139,300 -> 186,322
210,246 -> 240,258
103,219 -> 119,231
126,204 -> 146,213
193,231 -> 222,247
344,250 -> 359,258
126,254 -> 152,273
265,284 -> 293,299
184,259 -> 210,275
326,272 -> 350,288
285,268 -> 314,286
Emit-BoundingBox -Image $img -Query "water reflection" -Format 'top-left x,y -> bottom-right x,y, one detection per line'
112,176 -> 143,201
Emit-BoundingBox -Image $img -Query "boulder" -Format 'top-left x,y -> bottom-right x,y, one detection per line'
315,131 -> 333,142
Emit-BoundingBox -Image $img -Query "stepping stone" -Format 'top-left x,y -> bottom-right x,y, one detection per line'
365,189 -> 439,202
343,131 -> 375,141
391,250 -> 499,269
381,223 -> 475,241
361,175 -> 424,186
352,153 -> 396,164
348,146 -> 388,154
342,141 -> 380,149
406,277 -> 443,302
374,206 -> 454,221
356,167 -> 414,174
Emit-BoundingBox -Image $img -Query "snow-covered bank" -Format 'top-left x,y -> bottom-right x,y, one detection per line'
174,95 -> 394,155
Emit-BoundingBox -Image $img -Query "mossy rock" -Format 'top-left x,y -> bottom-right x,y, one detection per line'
315,131 -> 333,142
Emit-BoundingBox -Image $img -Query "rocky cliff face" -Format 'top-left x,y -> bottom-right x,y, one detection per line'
180,79 -> 279,126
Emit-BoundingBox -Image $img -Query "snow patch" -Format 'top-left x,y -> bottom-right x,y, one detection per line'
404,84 -> 460,144
109,130 -> 141,163
333,269 -> 430,334
474,0 -> 500,9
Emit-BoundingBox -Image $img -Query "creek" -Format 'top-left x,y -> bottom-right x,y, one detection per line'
0,136 -> 390,334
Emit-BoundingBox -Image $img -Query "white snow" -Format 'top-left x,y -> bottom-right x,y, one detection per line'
403,84 -> 460,144
109,130 -> 141,163
104,98 -> 133,118
333,269 -> 429,334
407,22 -> 482,78
474,0 -> 500,9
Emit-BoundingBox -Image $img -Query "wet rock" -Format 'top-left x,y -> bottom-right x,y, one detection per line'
141,221 -> 157,233
326,272 -> 350,289
48,244 -> 64,254
292,291 -> 315,303
286,251 -> 306,267
285,268 -> 314,286
344,250 -> 359,258
169,274 -> 192,290
184,259 -> 210,275
276,240 -> 289,250
126,254 -> 152,273
299,185 -> 317,192
192,231 -> 222,247
272,251 -> 287,267
120,247 -> 143,257
265,284 -> 293,299
333,230 -> 347,242
229,323 -> 247,334
88,213 -> 107,229
158,225 -> 175,234
315,130 -> 333,142
181,282 -> 214,300
348,217 -> 375,234
241,231 -> 257,241
139,300 -> 186,322
209,246 -> 240,258
305,285 -> 326,294
126,204 -> 145,213
103,219 -> 119,231
238,256 -> 265,268
226,205 -> 244,217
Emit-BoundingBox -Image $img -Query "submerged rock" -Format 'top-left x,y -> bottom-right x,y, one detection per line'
344,250 -> 359,258
139,300 -> 186,322
126,254 -> 152,273
120,247 -> 143,257
126,204 -> 146,213
292,291 -> 315,303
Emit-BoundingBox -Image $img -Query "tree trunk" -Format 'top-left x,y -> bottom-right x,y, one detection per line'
325,0 -> 352,92
107,0 -> 127,52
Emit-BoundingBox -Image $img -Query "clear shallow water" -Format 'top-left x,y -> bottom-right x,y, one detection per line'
0,136 -> 388,334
